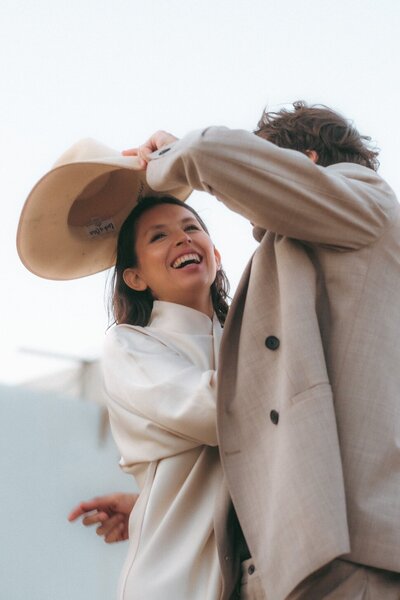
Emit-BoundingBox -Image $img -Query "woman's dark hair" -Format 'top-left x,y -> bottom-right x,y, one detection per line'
254,100 -> 379,171
109,196 -> 230,327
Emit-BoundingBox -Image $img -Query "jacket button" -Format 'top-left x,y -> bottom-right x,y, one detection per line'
248,564 -> 255,575
270,410 -> 279,425
265,335 -> 280,350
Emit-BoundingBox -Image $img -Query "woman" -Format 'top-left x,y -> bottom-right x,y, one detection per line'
71,195 -> 230,600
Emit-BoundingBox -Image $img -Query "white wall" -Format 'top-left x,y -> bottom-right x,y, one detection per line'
0,384 -> 135,600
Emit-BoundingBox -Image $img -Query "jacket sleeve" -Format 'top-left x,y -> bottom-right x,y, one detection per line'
102,326 -> 217,465
146,126 -> 399,249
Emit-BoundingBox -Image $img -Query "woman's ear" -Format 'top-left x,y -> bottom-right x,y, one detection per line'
123,268 -> 148,292
214,247 -> 222,269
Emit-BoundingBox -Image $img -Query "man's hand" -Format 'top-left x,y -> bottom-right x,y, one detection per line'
68,492 -> 139,543
122,130 -> 178,168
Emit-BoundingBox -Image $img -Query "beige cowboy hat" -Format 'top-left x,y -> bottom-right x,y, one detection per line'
17,138 -> 191,280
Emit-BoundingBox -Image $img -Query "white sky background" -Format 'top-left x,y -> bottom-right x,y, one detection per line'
1,0 -> 399,384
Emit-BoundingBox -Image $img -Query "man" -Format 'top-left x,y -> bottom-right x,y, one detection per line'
71,102 -> 400,598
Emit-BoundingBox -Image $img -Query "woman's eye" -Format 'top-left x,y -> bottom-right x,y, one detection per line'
150,232 -> 166,242
185,224 -> 200,232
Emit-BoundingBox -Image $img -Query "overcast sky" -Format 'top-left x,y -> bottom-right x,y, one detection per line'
1,0 -> 399,384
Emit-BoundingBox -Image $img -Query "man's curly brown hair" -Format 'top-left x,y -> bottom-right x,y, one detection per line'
254,101 -> 379,171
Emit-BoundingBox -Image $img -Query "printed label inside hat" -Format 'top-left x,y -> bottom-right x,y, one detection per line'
85,217 -> 116,238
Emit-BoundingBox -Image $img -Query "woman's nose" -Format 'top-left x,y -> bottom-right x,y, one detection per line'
176,231 -> 192,245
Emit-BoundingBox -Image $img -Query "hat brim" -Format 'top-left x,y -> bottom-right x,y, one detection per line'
17,159 -> 191,280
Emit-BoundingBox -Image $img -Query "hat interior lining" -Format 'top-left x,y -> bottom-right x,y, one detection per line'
68,170 -> 142,231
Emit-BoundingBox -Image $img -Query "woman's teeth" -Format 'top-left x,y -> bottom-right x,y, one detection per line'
172,253 -> 201,269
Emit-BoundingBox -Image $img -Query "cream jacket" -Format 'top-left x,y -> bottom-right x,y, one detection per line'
102,301 -> 224,600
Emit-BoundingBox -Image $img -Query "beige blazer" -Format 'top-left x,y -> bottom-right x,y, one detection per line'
147,127 -> 400,600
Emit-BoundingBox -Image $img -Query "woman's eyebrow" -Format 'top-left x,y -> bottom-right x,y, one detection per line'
144,217 -> 197,235
145,224 -> 166,232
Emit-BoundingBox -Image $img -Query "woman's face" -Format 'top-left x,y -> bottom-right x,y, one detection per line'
123,203 -> 220,316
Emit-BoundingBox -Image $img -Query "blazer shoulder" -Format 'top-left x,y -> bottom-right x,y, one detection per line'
327,162 -> 399,214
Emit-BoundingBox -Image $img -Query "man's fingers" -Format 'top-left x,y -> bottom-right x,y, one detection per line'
151,130 -> 178,148
122,147 -> 147,168
122,130 -> 178,168
121,148 -> 139,156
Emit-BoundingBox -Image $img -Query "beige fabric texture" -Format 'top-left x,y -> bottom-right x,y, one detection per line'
147,127 -> 400,600
240,558 -> 267,600
102,302 -> 223,600
288,559 -> 400,599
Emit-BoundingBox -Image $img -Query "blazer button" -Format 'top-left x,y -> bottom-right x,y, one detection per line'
265,335 -> 280,350
270,410 -> 279,425
248,564 -> 255,575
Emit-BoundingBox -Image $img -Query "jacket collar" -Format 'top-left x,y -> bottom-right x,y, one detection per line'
149,300 -> 217,335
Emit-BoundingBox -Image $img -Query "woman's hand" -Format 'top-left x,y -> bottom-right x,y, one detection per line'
122,130 -> 178,168
68,492 -> 139,543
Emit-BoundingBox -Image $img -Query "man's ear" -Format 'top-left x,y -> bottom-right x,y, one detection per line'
123,268 -> 148,291
306,150 -> 318,163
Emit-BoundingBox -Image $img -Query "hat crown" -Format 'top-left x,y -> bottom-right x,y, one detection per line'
53,138 -> 120,168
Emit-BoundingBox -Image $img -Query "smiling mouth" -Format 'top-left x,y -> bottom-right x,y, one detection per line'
171,253 -> 202,269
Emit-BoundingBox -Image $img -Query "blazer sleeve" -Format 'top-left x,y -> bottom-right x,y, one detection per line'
102,326 -> 218,465
146,126 -> 399,249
